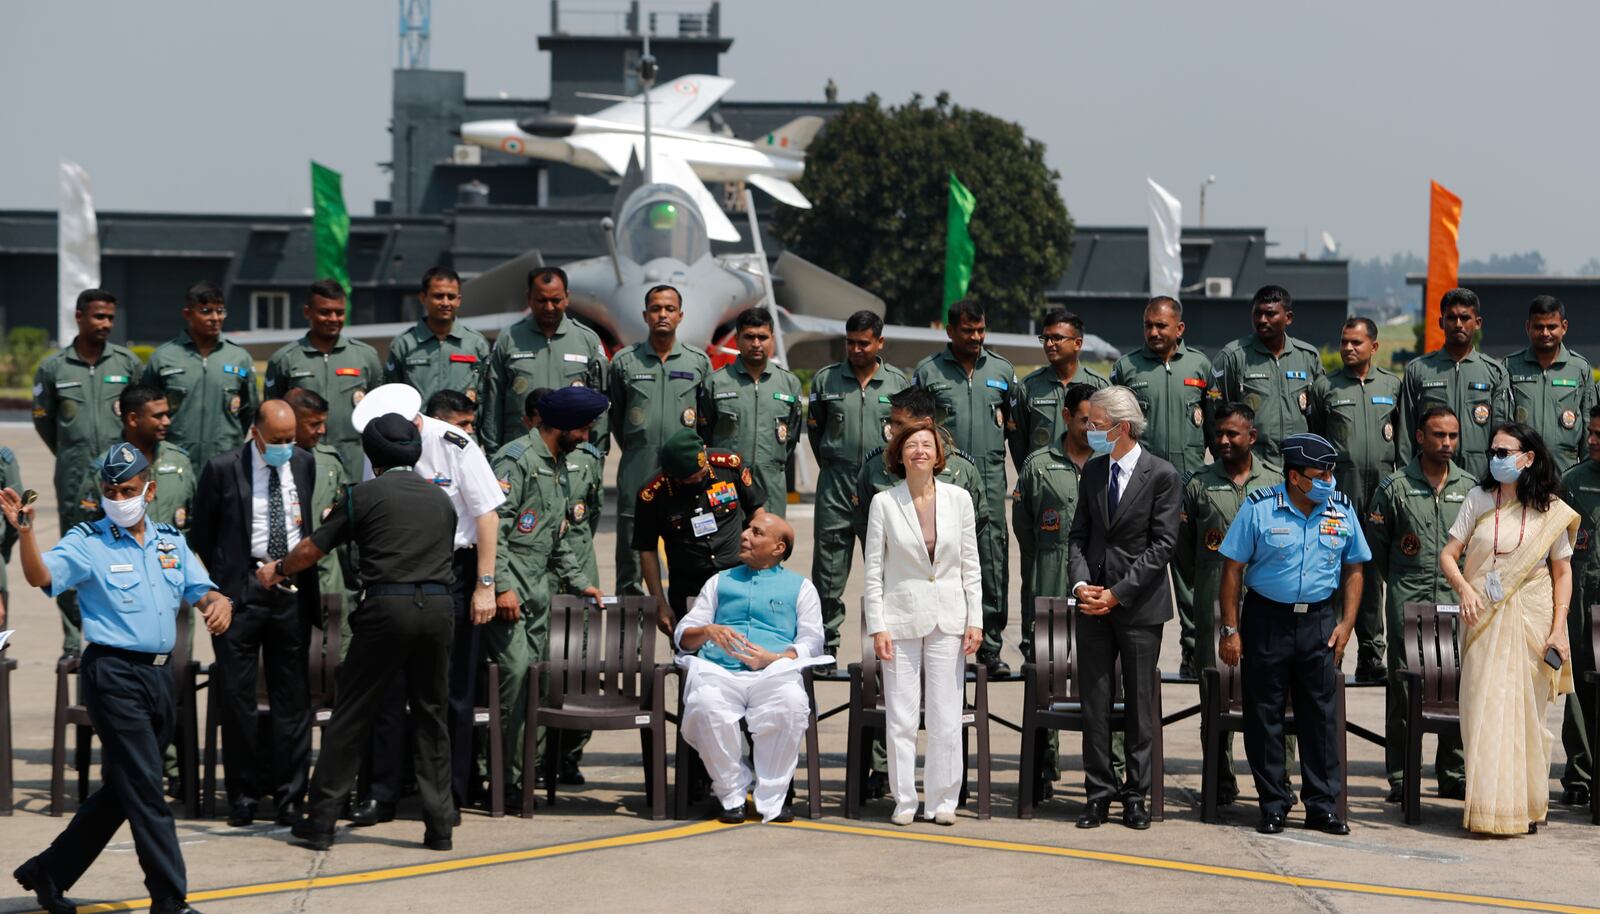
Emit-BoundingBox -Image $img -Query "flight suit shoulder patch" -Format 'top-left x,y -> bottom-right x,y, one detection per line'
442,430 -> 470,449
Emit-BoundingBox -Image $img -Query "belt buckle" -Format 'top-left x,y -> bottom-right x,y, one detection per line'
153,653 -> 169,666
1292,603 -> 1309,614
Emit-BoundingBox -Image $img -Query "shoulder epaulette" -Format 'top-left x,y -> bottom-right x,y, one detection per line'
70,522 -> 97,537
577,442 -> 603,459
638,473 -> 668,502
0,446 -> 13,463
1247,487 -> 1275,503
163,443 -> 189,458
1181,470 -> 1196,487
953,448 -> 976,464
442,430 -> 470,450
882,361 -> 910,379
1378,473 -> 1399,490
865,445 -> 886,460
155,522 -> 180,535
497,439 -> 530,463
1333,491 -> 1353,508
706,449 -> 742,468
1292,336 -> 1321,356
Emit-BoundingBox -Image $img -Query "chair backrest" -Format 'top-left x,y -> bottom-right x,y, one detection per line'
1589,604 -> 1600,673
1401,602 -> 1462,711
1208,600 -> 1246,712
311,595 -> 343,708
1034,598 -> 1125,702
549,595 -> 658,703
857,613 -> 882,707
170,601 -> 194,689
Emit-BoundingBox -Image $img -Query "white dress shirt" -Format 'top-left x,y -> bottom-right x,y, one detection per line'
415,415 -> 506,549
250,445 -> 303,560
1071,442 -> 1143,599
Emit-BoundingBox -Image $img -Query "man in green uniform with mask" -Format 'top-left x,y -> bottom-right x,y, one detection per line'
1211,285 -> 1323,465
807,310 -> 909,657
385,267 -> 492,419
608,285 -> 713,597
1397,287 -> 1511,480
142,280 -> 261,470
1556,405 -> 1600,809
1011,308 -> 1109,473
1307,317 -> 1401,683
481,267 -> 609,454
1506,295 -> 1595,475
699,308 -> 803,517
32,288 -> 142,656
913,298 -> 1017,677
264,281 -> 385,476
1366,405 -> 1470,803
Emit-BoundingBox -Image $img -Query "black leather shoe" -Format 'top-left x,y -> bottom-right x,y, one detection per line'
1257,813 -> 1286,835
275,801 -> 304,827
1439,781 -> 1466,800
227,799 -> 257,827
1354,659 -> 1388,684
1562,784 -> 1590,806
1384,784 -> 1404,803
290,820 -> 333,851
1178,654 -> 1196,681
771,805 -> 795,823
982,655 -> 1011,679
1304,812 -> 1351,835
864,771 -> 888,800
422,830 -> 453,851
349,799 -> 396,827
1122,798 -> 1151,830
558,767 -> 586,786
14,857 -> 75,914
717,805 -> 746,824
150,899 -> 204,914
1075,799 -> 1110,829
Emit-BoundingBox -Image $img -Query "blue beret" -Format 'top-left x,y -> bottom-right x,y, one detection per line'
538,386 -> 610,431
101,442 -> 150,484
1280,433 -> 1338,471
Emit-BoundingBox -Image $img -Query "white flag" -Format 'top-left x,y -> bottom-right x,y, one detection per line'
1146,177 -> 1182,298
58,160 -> 100,347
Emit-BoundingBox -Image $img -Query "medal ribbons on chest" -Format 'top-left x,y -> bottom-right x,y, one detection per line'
707,480 -> 738,507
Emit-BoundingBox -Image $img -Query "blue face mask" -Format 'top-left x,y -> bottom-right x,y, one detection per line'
262,441 -> 294,468
1490,454 -> 1523,484
1300,475 -> 1336,503
1087,427 -> 1117,456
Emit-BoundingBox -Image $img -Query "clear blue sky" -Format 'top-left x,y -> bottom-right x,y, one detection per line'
5,0 -> 1596,270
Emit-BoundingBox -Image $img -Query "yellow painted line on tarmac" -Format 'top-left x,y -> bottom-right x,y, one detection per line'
54,820 -> 734,913
776,820 -> 1598,914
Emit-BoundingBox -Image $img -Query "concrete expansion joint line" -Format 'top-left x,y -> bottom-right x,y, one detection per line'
290,849 -> 330,914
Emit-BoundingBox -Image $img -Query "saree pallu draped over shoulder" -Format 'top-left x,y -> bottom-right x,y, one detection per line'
1457,496 -> 1578,835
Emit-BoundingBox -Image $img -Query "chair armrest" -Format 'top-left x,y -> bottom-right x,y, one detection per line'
650,663 -> 674,713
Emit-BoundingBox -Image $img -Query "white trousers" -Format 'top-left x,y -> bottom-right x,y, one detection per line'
680,662 -> 811,822
882,630 -> 965,819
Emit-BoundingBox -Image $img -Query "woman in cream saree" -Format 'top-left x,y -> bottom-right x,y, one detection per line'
1441,423 -> 1576,836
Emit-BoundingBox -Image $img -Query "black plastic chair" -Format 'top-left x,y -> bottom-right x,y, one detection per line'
1395,602 -> 1463,826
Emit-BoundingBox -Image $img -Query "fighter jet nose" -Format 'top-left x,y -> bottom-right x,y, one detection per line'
515,113 -> 578,138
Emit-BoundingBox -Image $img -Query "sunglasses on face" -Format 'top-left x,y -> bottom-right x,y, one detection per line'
1487,447 -> 1524,460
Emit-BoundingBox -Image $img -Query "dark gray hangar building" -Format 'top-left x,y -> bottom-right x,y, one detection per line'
0,1 -> 1349,360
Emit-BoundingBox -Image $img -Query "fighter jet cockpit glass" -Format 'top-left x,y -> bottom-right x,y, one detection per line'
618,195 -> 709,264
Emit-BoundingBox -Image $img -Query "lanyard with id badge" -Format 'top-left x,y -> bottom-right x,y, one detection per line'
1484,492 -> 1526,603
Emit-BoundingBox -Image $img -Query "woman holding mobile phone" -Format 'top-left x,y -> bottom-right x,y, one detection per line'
1440,422 -> 1578,835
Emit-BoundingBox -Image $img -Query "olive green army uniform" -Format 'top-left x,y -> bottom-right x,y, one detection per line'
1505,345 -> 1597,474
32,339 -> 142,651
141,334 -> 261,470
699,358 -> 803,518
607,341 -> 712,596
1008,364 -> 1108,473
481,316 -> 608,454
264,334 -> 384,476
1211,334 -> 1323,464
807,359 -> 909,653
914,347 -> 1017,662
1307,365 -> 1401,674
1397,349 -> 1511,480
1557,459 -> 1600,799
384,320 -> 492,415
1366,462 -> 1471,793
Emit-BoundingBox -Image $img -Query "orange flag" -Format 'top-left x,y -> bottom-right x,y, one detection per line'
1423,180 -> 1462,353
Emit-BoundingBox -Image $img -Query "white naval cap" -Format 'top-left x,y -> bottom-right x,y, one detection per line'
350,383 -> 423,433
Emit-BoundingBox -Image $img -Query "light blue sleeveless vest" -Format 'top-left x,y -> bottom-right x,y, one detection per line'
698,565 -> 802,671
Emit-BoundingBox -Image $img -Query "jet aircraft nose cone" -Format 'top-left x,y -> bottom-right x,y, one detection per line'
515,113 -> 578,138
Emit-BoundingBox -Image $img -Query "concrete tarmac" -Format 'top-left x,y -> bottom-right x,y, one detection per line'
0,425 -> 1595,913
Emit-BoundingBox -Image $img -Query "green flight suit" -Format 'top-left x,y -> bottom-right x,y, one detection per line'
487,432 -> 590,786
1366,462 -> 1471,792
1008,364 -> 1109,473
1211,334 -> 1323,464
1557,460 -> 1600,796
1308,365 -> 1401,673
481,315 -> 608,454
700,359 -> 803,518
1112,342 -> 1214,667
0,447 -> 21,597
1178,457 -> 1283,801
384,319 -> 492,417
807,359 -> 910,653
914,347 -> 1017,661
607,340 -> 712,596
1397,349 -> 1511,480
264,334 -> 384,476
309,443 -> 354,660
141,334 -> 261,470
32,339 -> 142,651
554,440 -> 605,772
1506,345 -> 1597,475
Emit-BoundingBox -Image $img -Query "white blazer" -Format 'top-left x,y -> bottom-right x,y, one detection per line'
863,479 -> 983,641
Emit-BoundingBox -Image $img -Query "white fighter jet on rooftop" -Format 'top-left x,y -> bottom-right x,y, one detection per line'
458,74 -> 821,243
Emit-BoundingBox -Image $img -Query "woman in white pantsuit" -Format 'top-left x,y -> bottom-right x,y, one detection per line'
863,423 -> 983,826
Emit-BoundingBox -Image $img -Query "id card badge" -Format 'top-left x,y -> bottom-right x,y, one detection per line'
690,512 -> 717,538
1484,569 -> 1504,603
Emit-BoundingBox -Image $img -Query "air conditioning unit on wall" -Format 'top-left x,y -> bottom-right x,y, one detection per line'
452,144 -> 481,165
1204,277 -> 1233,298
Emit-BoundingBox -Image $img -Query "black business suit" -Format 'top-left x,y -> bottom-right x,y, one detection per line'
191,444 -> 320,810
1067,444 -> 1181,804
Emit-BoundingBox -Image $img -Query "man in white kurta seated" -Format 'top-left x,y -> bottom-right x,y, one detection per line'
675,512 -> 828,824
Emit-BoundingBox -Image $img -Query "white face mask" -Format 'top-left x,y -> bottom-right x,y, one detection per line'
101,483 -> 150,529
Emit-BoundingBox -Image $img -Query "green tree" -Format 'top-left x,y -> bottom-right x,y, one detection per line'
774,92 -> 1072,331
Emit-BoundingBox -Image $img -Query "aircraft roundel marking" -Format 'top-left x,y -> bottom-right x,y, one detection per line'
502,138 -> 524,154
675,81 -> 697,94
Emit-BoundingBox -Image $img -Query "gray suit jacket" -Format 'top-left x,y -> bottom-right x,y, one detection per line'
1067,446 -> 1182,627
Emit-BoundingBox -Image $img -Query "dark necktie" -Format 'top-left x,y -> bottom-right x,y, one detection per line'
267,466 -> 288,560
1108,462 -> 1122,521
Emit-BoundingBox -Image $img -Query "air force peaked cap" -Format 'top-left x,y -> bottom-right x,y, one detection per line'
351,383 -> 423,433
100,442 -> 150,484
1279,433 -> 1338,471
538,387 -> 610,431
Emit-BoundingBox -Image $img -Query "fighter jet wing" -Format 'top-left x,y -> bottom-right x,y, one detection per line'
590,75 -> 736,130
647,149 -> 742,242
775,310 -> 1119,371
746,173 -> 812,209
566,134 -> 636,176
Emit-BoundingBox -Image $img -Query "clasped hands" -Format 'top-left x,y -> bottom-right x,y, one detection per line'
1075,584 -> 1120,616
702,624 -> 784,670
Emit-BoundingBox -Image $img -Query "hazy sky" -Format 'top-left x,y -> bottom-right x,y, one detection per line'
5,1 -> 1597,270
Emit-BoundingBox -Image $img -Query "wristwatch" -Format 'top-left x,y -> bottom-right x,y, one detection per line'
1219,625 -> 1239,639
478,574 -> 495,589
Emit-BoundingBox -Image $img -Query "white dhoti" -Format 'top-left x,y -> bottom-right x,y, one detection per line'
679,656 -> 827,821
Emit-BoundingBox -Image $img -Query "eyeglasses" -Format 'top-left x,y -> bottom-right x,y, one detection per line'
191,307 -> 227,317
1486,447 -> 1524,459
1037,334 -> 1082,345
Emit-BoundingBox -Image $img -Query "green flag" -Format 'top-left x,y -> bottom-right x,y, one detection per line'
941,172 -> 976,324
311,161 -> 351,298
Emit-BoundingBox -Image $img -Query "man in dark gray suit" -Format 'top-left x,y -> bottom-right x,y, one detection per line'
1068,385 -> 1181,830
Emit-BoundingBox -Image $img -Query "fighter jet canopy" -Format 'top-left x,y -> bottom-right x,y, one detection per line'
616,184 -> 710,265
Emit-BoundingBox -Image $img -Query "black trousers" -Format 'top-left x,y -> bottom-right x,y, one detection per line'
1241,593 -> 1342,818
307,591 -> 455,834
37,648 -> 186,904
369,549 -> 481,807
212,580 -> 310,806
1077,617 -> 1163,804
